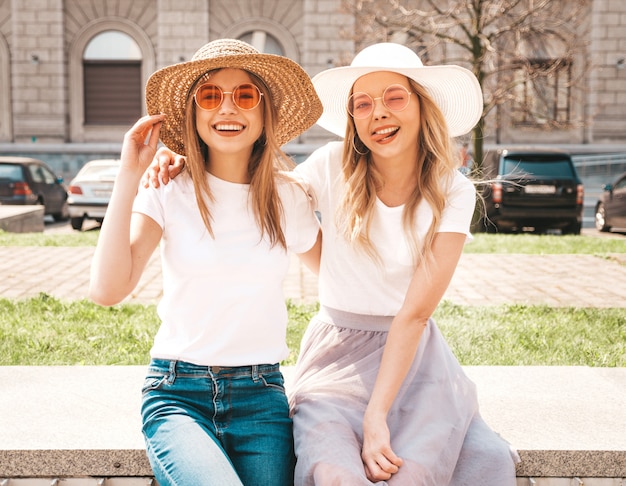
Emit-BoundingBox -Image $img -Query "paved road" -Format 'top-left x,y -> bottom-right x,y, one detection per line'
1,221 -> 625,308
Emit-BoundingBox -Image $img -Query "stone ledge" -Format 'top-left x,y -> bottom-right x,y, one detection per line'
1,366 -> 625,479
0,450 -> 150,478
516,450 -> 626,478
0,206 -> 44,233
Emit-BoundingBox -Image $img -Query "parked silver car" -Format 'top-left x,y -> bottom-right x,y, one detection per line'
67,159 -> 120,230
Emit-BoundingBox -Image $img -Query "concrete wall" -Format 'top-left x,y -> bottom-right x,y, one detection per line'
588,0 -> 626,142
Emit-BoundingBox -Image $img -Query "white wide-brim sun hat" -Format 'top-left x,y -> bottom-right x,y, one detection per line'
312,43 -> 483,139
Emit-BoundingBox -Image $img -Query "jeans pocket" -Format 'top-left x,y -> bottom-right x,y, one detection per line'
141,374 -> 167,394
259,371 -> 286,392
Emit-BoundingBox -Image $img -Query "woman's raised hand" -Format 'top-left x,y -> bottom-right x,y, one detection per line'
121,114 -> 165,174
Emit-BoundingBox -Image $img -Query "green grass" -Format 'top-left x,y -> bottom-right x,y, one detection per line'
1,294 -> 623,367
0,229 -> 100,246
285,300 -> 319,364
0,294 -> 158,365
2,229 -> 624,254
435,301 -> 625,367
464,233 -> 626,254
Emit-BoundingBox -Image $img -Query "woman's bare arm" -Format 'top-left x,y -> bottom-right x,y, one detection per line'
89,115 -> 165,306
360,232 -> 467,482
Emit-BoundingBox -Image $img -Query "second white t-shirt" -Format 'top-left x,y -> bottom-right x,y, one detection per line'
296,141 -> 476,316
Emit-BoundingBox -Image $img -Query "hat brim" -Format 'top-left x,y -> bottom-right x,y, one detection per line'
146,53 -> 322,155
312,64 -> 483,139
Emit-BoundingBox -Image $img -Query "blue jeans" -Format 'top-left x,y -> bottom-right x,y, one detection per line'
141,359 -> 295,486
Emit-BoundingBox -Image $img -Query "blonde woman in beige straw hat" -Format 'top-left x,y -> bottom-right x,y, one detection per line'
89,39 -> 322,486
145,42 -> 518,485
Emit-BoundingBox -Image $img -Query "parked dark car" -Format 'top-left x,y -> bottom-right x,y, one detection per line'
595,171 -> 626,233
0,156 -> 69,220
476,148 -> 584,234
67,159 -> 120,230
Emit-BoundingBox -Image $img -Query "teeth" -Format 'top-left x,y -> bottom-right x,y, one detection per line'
215,124 -> 243,131
374,127 -> 398,135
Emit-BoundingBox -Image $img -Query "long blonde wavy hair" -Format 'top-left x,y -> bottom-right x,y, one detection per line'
336,77 -> 460,266
181,69 -> 296,249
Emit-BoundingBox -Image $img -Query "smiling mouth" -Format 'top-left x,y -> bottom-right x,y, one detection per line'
372,126 -> 399,141
213,123 -> 245,132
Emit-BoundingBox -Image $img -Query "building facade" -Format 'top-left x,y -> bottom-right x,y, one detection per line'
0,0 -> 624,179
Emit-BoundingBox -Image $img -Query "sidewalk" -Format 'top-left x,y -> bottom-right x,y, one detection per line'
0,245 -> 624,307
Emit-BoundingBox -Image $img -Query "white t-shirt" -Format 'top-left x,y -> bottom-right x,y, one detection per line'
133,171 -> 320,366
295,141 -> 476,316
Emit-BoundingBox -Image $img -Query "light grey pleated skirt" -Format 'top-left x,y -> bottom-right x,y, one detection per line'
288,306 -> 518,486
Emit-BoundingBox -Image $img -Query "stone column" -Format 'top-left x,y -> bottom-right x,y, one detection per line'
156,0 -> 209,68
303,0 -> 354,76
11,0 -> 66,143
302,0 -> 355,144
588,0 -> 626,142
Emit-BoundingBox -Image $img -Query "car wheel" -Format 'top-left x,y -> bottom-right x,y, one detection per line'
52,202 -> 70,222
594,203 -> 610,232
70,216 -> 84,231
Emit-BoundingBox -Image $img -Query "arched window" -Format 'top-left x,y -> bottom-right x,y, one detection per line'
238,31 -> 284,55
223,19 -> 300,60
83,31 -> 142,125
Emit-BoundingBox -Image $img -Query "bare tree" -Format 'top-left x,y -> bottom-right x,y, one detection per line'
341,0 -> 591,175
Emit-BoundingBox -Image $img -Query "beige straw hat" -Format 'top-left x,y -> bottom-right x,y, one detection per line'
313,43 -> 483,138
146,39 -> 323,155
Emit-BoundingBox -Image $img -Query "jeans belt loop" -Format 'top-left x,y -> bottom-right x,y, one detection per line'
252,364 -> 259,381
166,360 -> 177,384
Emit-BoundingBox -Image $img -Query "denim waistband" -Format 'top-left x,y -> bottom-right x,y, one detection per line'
148,358 -> 280,378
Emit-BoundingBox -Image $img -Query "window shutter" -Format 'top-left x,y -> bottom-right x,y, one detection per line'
84,61 -> 142,125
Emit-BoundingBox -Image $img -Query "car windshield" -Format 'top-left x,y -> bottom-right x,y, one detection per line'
0,164 -> 23,181
502,157 -> 575,177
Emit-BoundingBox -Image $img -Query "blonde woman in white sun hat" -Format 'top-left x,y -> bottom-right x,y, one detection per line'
286,42 -> 519,485
144,42 -> 519,485
89,39 -> 322,486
